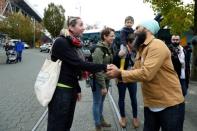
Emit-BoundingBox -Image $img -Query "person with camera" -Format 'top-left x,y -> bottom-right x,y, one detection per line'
170,35 -> 190,96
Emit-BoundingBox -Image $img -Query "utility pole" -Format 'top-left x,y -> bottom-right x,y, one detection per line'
33,18 -> 36,48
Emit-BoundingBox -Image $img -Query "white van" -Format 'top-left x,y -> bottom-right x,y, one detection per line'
9,39 -> 20,46
9,39 -> 30,49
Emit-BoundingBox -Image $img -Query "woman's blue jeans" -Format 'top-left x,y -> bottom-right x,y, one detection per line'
91,80 -> 107,126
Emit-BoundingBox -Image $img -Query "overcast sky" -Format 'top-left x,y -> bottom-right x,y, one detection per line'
27,0 -> 193,30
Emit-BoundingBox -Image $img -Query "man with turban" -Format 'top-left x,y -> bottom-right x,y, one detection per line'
107,20 -> 185,131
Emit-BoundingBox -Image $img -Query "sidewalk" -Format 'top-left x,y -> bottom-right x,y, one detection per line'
184,81 -> 197,131
35,81 -> 122,131
35,80 -> 197,131
110,81 -> 144,131
111,80 -> 197,131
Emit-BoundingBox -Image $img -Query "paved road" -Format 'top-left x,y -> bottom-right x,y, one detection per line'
0,49 -> 47,131
111,81 -> 197,131
36,81 -> 121,131
184,81 -> 197,131
0,49 -> 196,131
37,80 -> 197,131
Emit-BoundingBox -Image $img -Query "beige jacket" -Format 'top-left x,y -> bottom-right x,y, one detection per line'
121,35 -> 184,108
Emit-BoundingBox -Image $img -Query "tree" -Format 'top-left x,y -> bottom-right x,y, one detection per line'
144,0 -> 194,34
0,12 -> 42,47
43,3 -> 65,38
32,21 -> 44,42
144,0 -> 197,80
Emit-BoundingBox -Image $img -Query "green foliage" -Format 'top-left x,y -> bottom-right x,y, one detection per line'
144,0 -> 194,35
144,0 -> 197,80
0,12 -> 42,46
35,22 -> 44,42
43,3 -> 65,38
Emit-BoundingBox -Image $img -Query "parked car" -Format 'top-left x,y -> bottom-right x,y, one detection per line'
23,42 -> 30,49
40,43 -> 52,52
9,39 -> 19,47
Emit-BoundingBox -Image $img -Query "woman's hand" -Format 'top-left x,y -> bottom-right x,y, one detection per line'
101,88 -> 108,96
77,93 -> 82,101
106,64 -> 121,79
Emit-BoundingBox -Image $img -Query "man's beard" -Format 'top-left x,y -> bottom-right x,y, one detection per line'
132,31 -> 147,50
172,42 -> 180,47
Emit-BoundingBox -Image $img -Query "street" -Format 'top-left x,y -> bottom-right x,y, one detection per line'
0,49 -> 47,131
0,49 -> 197,131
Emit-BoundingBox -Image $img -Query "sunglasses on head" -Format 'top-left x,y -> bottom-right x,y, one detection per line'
68,16 -> 80,25
172,39 -> 180,41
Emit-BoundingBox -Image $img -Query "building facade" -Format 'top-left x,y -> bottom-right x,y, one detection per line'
0,0 -> 42,46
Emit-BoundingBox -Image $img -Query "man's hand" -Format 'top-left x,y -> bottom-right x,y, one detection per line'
101,88 -> 108,96
77,93 -> 82,101
106,64 -> 121,79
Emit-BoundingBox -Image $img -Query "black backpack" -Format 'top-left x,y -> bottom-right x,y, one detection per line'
111,38 -> 121,56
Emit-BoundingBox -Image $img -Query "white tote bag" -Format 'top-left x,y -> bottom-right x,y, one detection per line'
34,55 -> 62,107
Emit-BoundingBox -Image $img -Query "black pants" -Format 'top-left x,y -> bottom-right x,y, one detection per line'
143,103 -> 185,131
180,79 -> 187,96
117,82 -> 138,118
47,87 -> 77,131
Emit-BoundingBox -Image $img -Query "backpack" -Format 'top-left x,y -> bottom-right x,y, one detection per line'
88,45 -> 110,92
111,38 -> 121,56
88,45 -> 110,62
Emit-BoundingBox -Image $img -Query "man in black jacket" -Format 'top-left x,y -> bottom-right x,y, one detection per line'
170,35 -> 190,96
